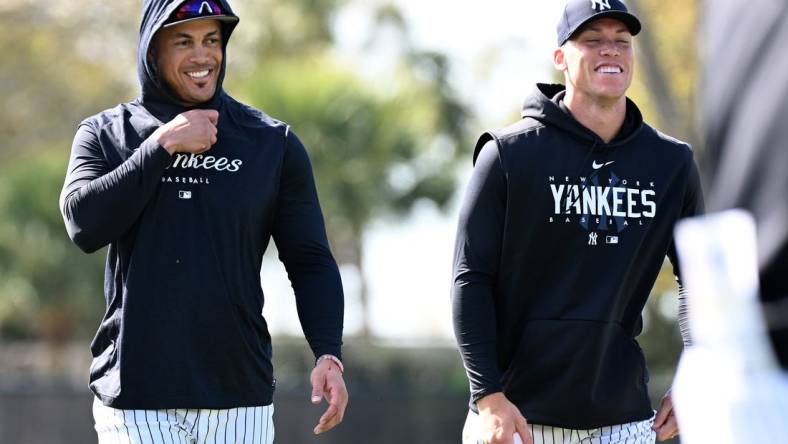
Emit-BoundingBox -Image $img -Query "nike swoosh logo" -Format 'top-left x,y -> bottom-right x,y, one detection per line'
592,161 -> 615,170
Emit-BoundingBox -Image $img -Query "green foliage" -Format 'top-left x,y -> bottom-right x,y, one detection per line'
232,0 -> 346,57
0,149 -> 105,341
0,0 -> 138,340
0,1 -> 138,158
236,56 -> 464,241
627,0 -> 699,145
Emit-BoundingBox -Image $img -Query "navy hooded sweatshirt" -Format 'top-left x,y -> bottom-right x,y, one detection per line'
452,84 -> 703,429
60,0 -> 344,409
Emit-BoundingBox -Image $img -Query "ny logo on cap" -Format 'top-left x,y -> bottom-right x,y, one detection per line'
591,0 -> 612,11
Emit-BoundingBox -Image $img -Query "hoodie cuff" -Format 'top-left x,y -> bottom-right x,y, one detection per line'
315,355 -> 344,374
140,135 -> 174,171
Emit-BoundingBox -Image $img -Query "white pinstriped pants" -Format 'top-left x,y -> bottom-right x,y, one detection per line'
93,398 -> 274,444
462,410 -> 656,444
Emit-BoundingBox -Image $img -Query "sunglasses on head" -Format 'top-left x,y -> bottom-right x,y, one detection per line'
172,0 -> 224,21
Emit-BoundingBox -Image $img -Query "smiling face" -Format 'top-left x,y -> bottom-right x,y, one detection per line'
152,19 -> 223,106
554,17 -> 634,106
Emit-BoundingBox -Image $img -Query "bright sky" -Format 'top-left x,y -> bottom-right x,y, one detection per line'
262,1 -> 565,343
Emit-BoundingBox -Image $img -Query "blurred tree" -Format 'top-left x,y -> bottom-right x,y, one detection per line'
237,57 -> 467,337
0,0 -> 138,341
231,1 -> 469,338
628,0 -> 699,147
0,148 -> 105,342
0,0 -> 138,159
232,0 -> 345,56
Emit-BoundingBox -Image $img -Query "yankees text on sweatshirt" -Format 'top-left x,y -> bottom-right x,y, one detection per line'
452,83 -> 703,429
60,0 -> 344,409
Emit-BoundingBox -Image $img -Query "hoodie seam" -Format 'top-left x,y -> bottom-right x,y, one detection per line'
491,122 -> 547,174
496,122 -> 547,142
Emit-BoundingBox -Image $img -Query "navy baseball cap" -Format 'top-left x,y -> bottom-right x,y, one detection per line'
163,0 -> 239,28
557,0 -> 641,46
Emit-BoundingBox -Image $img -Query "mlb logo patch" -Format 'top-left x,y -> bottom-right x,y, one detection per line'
178,190 -> 192,200
606,236 -> 619,245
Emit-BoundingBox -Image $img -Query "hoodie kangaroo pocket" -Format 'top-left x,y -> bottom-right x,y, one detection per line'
501,319 -> 650,427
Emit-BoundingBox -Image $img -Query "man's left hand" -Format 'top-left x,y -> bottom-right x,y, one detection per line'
653,390 -> 679,441
309,357 -> 348,435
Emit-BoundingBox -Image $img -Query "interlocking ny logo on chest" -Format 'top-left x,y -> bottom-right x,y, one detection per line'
591,0 -> 612,11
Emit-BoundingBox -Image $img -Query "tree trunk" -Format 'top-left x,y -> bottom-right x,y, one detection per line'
627,0 -> 682,138
350,230 -> 372,341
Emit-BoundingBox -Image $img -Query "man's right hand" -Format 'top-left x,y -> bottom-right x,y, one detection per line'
153,109 -> 219,155
476,392 -> 533,444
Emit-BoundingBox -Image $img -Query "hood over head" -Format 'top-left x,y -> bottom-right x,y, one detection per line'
521,83 -> 643,148
137,0 -> 239,120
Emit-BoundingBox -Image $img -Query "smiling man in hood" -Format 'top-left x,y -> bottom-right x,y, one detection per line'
60,1 -> 347,442
452,1 -> 702,443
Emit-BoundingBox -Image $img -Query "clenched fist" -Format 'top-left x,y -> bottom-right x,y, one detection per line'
153,109 -> 219,155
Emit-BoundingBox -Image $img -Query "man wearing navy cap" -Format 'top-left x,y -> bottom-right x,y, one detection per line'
452,1 -> 701,443
60,1 -> 347,442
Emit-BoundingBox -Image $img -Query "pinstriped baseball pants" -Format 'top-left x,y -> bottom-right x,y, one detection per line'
462,410 -> 656,444
93,398 -> 274,444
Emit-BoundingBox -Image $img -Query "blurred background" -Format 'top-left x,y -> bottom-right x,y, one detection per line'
0,0 -> 696,442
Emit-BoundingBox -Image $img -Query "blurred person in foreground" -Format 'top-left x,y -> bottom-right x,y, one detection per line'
59,1 -> 347,442
672,1 -> 788,442
451,1 -> 702,443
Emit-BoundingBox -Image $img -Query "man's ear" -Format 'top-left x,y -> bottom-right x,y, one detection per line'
553,46 -> 567,71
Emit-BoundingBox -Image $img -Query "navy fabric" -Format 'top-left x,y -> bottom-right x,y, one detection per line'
60,0 -> 344,409
452,84 -> 703,429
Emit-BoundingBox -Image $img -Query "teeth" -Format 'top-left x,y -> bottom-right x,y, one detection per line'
597,66 -> 622,74
187,70 -> 210,79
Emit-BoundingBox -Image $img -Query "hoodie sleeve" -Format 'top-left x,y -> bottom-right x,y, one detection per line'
667,150 -> 705,346
452,139 -> 507,402
60,122 -> 173,253
272,129 -> 344,361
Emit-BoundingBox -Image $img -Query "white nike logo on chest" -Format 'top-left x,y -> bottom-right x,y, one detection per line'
592,160 -> 615,170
